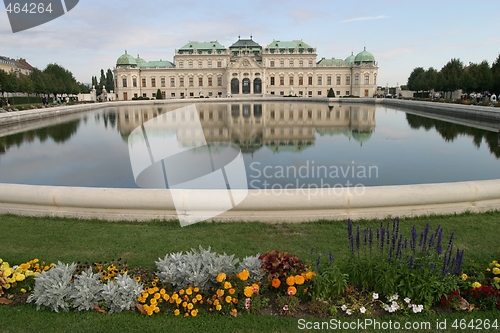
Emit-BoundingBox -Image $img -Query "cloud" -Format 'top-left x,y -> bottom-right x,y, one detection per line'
342,15 -> 388,23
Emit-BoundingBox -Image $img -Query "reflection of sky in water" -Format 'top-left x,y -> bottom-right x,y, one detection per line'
0,103 -> 499,188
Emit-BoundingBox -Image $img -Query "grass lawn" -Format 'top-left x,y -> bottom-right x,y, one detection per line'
1,211 -> 499,332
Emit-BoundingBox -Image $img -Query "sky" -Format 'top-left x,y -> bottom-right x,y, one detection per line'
1,0 -> 499,87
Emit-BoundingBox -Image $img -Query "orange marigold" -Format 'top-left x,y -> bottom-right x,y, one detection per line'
294,275 -> 305,285
272,278 -> 281,288
287,286 -> 297,295
286,276 -> 295,286
237,269 -> 250,281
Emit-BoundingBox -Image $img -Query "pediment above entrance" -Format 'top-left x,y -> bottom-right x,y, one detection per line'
230,57 -> 262,69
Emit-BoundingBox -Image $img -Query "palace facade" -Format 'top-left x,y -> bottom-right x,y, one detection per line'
113,37 -> 378,100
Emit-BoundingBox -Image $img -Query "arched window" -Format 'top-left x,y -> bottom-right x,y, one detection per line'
253,78 -> 262,94
231,78 -> 239,95
242,78 -> 250,94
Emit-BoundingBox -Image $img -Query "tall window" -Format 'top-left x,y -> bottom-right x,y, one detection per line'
346,76 -> 351,85
151,78 -> 156,88
122,78 -> 127,88
280,77 -> 284,85
208,61 -> 212,68
132,78 -> 137,87
179,77 -> 184,87
327,76 -> 332,85
308,60 -> 313,67
289,77 -> 294,85
208,77 -> 213,86
299,60 -> 303,67
217,76 -> 222,86
189,77 -> 194,87
161,77 -> 166,87
336,76 -> 341,85
364,75 -> 369,85
170,77 -> 175,87
179,61 -> 183,68
142,78 -> 146,88
289,60 -> 294,67
217,61 -> 222,68
270,77 -> 275,86
355,75 -> 359,85
299,77 -> 303,85
198,61 -> 203,68
280,60 -> 284,67
308,77 -> 312,85
270,60 -> 275,67
374,74 -> 377,85
199,77 -> 203,87
188,61 -> 193,68
317,76 -> 322,85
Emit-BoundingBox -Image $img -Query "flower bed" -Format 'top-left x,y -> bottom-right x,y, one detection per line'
1,220 -> 499,318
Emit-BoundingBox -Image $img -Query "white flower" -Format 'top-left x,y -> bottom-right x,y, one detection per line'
372,293 -> 379,300
359,306 -> 366,314
389,293 -> 399,301
412,304 -> 424,313
404,297 -> 411,303
407,303 -> 413,308
346,309 -> 352,315
341,305 -> 347,311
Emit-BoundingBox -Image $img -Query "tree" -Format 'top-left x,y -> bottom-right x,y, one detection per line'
407,67 -> 425,97
491,54 -> 500,95
156,88 -> 163,99
474,61 -> 493,92
43,63 -> 81,96
440,58 -> 463,94
327,88 -> 335,97
424,67 -> 438,92
106,69 -> 114,92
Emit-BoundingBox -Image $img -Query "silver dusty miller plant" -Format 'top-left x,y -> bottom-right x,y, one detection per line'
239,255 -> 264,282
27,261 -> 77,312
100,273 -> 143,314
156,246 -> 239,290
69,268 -> 104,311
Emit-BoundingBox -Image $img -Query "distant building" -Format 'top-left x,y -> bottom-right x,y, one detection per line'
0,56 -> 34,76
113,37 -> 378,100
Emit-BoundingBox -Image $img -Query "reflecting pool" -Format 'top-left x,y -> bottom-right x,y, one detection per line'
0,102 -> 499,188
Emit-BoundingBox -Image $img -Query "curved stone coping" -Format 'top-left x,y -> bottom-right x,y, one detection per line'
0,180 -> 499,222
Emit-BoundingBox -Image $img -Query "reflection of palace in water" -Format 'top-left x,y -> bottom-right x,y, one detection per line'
116,103 -> 376,153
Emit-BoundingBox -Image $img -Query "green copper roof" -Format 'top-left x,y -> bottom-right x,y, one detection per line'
265,40 -> 313,50
230,38 -> 261,48
135,55 -> 147,66
116,51 -> 137,66
140,60 -> 174,68
345,52 -> 355,64
179,41 -> 226,52
317,58 -> 345,67
354,48 -> 375,63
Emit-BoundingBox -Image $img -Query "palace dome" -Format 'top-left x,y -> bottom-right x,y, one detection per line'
354,48 -> 375,64
116,51 -> 137,66
344,52 -> 355,65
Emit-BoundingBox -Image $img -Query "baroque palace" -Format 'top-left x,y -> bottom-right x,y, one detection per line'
114,37 -> 378,100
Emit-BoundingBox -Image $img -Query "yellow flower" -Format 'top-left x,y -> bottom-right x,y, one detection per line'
154,293 -> 161,300
494,277 -> 500,283
196,294 -> 202,301
237,270 -> 250,281
216,304 -> 222,311
193,287 -> 199,293
134,276 -> 141,282
182,301 -> 187,308
493,267 -> 500,275
179,289 -> 185,295
244,286 -> 254,298
15,273 -> 26,282
216,273 -> 226,283
225,295 -> 232,303
176,298 -> 182,305
162,293 -> 170,301
191,309 -> 198,317
187,303 -> 194,310
224,281 -> 232,289
286,276 -> 295,286
171,293 -> 178,301
174,309 -> 180,316
216,289 -> 224,297
20,288 -> 26,293
20,263 -> 30,270
305,271 -> 316,280
460,273 -> 468,281
472,282 -> 482,289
